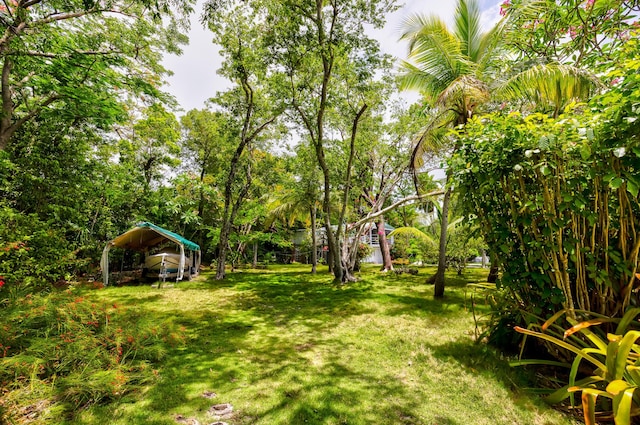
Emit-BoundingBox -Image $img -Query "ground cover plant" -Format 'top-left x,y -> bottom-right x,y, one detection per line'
0,265 -> 581,424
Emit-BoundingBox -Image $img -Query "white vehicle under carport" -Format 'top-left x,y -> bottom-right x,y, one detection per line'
143,248 -> 192,281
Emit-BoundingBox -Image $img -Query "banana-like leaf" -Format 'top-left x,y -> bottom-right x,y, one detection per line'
564,319 -> 606,339
613,387 -> 637,425
544,376 -> 603,404
616,308 -> 640,335
569,355 -> 583,406
467,282 -> 497,290
542,309 -> 569,330
569,324 -> 609,353
627,366 -> 640,384
607,380 -> 631,395
508,359 -> 570,367
388,227 -> 435,244
514,326 -> 607,371
581,390 -> 599,425
539,309 -> 611,330
611,331 -> 640,381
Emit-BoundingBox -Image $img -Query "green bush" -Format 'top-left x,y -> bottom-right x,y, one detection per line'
0,205 -> 86,296
451,31 -> 640,335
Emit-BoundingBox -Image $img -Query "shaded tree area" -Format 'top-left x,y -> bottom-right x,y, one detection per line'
4,0 -> 636,335
3,0 -> 640,423
0,0 -> 442,290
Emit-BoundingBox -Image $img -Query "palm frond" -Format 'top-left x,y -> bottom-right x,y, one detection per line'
454,0 -> 482,61
389,226 -> 436,245
399,13 -> 448,50
410,108 -> 456,172
397,61 -> 443,101
476,18 -> 508,72
447,216 -> 465,231
398,13 -> 465,96
435,74 -> 490,117
496,64 -> 602,115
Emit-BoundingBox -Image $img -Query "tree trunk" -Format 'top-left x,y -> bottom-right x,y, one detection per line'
378,215 -> 394,272
325,218 -> 343,283
0,58 -> 14,151
216,224 -> 230,280
431,186 -> 451,298
487,262 -> 499,283
252,240 -> 258,268
340,247 -> 357,282
216,157 -> 252,280
197,166 -> 207,250
310,204 -> 317,274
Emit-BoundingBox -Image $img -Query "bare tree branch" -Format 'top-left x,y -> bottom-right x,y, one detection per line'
350,190 -> 444,229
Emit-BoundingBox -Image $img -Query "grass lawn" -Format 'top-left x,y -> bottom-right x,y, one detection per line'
71,264 -> 578,425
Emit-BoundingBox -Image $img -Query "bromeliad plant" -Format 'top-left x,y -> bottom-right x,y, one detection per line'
514,308 -> 640,425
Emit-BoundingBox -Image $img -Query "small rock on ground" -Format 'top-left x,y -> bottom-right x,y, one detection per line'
174,414 -> 201,425
207,403 -> 233,417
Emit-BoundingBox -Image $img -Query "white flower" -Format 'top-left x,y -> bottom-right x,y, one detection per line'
613,147 -> 626,158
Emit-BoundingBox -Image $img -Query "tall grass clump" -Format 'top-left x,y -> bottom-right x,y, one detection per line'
0,285 -> 186,423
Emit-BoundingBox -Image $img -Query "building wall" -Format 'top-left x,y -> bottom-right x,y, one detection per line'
362,247 -> 383,264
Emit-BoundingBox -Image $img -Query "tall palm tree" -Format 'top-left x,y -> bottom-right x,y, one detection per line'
400,0 -> 598,298
400,0 -> 499,298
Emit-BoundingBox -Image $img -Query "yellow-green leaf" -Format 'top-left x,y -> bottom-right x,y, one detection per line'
564,319 -> 605,339
515,326 -> 607,371
607,379 -> 630,395
613,387 -> 637,425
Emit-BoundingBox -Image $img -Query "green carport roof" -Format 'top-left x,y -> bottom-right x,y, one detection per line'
109,222 -> 200,252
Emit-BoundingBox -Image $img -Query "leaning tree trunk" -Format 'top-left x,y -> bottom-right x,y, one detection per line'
431,186 -> 451,298
378,215 -> 394,272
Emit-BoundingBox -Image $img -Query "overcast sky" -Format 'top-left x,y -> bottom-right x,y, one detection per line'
162,0 -> 503,113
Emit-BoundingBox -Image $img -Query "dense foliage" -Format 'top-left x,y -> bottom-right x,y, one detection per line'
452,29 -> 640,336
3,0 -> 640,421
515,309 -> 640,425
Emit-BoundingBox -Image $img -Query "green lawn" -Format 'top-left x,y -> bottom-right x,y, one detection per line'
73,264 -> 578,425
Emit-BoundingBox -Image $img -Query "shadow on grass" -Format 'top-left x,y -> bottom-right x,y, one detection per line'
430,338 -> 555,419
79,266 -> 498,424
206,269 -> 378,325
101,271 -> 374,420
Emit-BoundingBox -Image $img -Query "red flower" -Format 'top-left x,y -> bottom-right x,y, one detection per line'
499,0 -> 510,16
0,277 -> 5,288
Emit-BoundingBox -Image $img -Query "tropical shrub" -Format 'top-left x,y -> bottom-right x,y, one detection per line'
450,31 -> 640,328
0,287 -> 185,422
514,309 -> 640,425
0,205 -> 84,295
